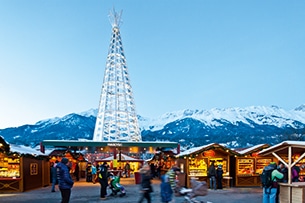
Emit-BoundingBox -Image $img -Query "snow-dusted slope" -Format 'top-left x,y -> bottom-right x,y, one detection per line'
0,105 -> 305,148
139,105 -> 305,131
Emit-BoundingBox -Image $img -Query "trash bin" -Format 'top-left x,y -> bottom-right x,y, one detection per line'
134,172 -> 142,184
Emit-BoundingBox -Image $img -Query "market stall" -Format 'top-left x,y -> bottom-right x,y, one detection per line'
97,153 -> 144,177
259,141 -> 305,203
176,143 -> 238,188
146,149 -> 178,177
48,150 -> 87,179
0,137 -> 49,192
236,144 -> 273,186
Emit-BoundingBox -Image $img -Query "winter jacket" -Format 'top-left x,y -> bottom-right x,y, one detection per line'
139,168 -> 153,193
56,162 -> 74,189
165,169 -> 176,190
216,168 -> 223,179
160,174 -> 173,202
98,165 -> 108,181
208,165 -> 216,177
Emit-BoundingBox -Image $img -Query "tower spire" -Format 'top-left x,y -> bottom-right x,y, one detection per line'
93,9 -> 141,142
109,8 -> 122,28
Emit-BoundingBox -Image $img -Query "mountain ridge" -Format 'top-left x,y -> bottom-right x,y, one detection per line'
1,105 -> 305,148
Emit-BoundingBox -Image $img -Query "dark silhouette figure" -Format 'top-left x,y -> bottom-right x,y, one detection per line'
98,162 -> 108,199
74,162 -> 79,181
216,165 -> 223,189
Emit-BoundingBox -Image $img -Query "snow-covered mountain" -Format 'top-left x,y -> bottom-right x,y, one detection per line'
1,105 -> 305,148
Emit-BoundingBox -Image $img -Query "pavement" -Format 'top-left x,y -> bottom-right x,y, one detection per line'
0,177 -> 263,203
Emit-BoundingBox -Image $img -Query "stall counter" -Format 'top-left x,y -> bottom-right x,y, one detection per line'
279,182 -> 305,203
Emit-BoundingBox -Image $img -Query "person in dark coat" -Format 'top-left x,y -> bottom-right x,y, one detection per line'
138,164 -> 153,203
73,162 -> 79,181
160,174 -> 173,203
98,162 -> 109,200
208,161 -> 216,190
216,164 -> 223,189
51,161 -> 58,192
56,158 -> 74,203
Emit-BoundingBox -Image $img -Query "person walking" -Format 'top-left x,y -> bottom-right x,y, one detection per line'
91,162 -> 97,183
98,162 -> 108,200
160,173 -> 173,203
51,161 -> 58,192
56,158 -> 74,203
208,161 -> 217,190
262,162 -> 283,203
138,164 -> 153,203
216,164 -> 223,189
124,162 -> 131,178
165,166 -> 181,202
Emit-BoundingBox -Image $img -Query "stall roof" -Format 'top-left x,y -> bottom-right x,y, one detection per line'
10,144 -> 46,156
176,143 -> 239,157
238,144 -> 270,155
98,153 -> 143,162
42,140 -> 179,148
259,141 -> 305,156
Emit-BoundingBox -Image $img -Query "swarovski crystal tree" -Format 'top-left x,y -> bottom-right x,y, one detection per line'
93,9 -> 142,142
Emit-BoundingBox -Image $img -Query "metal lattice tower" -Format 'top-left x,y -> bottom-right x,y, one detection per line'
93,9 -> 142,142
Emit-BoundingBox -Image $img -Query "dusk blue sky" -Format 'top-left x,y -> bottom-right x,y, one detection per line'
0,1 -> 304,128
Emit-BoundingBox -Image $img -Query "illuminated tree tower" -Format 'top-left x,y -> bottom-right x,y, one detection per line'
93,9 -> 142,142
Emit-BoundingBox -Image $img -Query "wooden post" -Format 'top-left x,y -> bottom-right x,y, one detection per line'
288,146 -> 292,203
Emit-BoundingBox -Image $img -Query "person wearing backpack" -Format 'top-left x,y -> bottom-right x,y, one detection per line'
262,162 -> 283,203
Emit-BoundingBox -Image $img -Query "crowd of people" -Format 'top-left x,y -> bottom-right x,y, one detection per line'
262,161 -> 305,203
50,159 -> 182,203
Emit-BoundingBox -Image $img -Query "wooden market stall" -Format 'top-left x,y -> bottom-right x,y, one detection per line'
48,150 -> 87,179
259,141 -> 305,203
176,143 -> 239,188
97,153 -> 144,177
236,144 -> 273,186
0,137 -> 49,192
146,149 -> 178,177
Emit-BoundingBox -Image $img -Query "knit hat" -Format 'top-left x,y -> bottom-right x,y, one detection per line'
61,158 -> 69,164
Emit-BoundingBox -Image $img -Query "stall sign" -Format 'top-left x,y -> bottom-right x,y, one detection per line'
252,152 -> 259,157
203,150 -> 215,157
30,163 -> 38,175
108,143 -> 122,147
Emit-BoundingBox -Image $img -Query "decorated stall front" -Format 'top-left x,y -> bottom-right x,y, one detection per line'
176,143 -> 238,188
146,148 -> 178,177
259,141 -> 305,203
0,137 -> 49,192
236,144 -> 273,186
97,153 -> 144,177
49,150 -> 87,179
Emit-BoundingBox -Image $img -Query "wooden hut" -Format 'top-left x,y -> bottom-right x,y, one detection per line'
259,141 -> 305,203
0,137 -> 49,192
235,143 -> 273,186
176,143 -> 239,188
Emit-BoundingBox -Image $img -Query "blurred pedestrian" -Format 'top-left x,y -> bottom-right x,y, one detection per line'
138,164 -> 153,203
165,166 -> 181,202
160,173 -> 173,203
51,160 -> 58,192
91,162 -> 97,184
74,162 -> 79,181
124,162 -> 131,178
